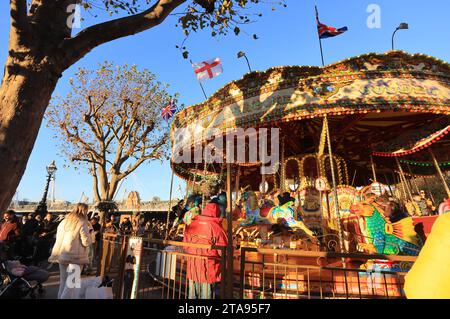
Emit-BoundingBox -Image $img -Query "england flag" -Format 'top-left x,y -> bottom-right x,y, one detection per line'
192,58 -> 223,82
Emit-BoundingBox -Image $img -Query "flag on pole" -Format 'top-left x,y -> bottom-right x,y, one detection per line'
192,58 -> 223,82
315,6 -> 348,39
161,99 -> 177,121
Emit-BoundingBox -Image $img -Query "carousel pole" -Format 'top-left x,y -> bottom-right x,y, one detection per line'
396,158 -> 414,200
226,162 -> 234,298
201,160 -> 208,211
165,170 -> 175,239
406,163 -> 421,194
428,148 -> 450,198
351,170 -> 357,186
397,171 -> 408,203
261,173 -> 266,197
392,171 -> 404,201
324,115 -> 346,262
280,136 -> 285,191
370,154 -> 384,195
383,173 -> 394,197
422,176 -> 436,206
234,166 -> 241,209
370,155 -> 377,182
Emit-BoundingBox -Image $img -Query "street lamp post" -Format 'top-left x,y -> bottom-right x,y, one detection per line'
35,160 -> 57,217
392,22 -> 409,50
237,51 -> 252,73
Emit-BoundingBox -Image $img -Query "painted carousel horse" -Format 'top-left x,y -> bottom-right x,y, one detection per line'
236,190 -> 316,237
268,201 -> 315,237
350,198 -> 421,256
237,190 -> 272,227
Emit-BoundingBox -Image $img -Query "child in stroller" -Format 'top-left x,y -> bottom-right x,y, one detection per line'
0,243 -> 50,299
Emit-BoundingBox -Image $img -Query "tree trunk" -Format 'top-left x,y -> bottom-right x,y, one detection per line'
0,58 -> 60,212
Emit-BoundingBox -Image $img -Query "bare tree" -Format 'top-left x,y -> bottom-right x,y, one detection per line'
47,62 -> 172,212
0,0 -> 285,212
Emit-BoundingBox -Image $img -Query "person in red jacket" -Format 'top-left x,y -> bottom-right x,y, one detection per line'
0,210 -> 21,258
183,202 -> 228,299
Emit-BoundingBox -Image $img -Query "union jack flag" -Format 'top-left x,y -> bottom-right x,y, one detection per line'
316,6 -> 348,39
161,99 -> 177,121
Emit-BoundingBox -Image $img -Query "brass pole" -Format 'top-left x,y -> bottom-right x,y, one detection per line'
280,136 -> 285,191
397,172 -> 407,203
234,166 -> 241,210
396,158 -> 414,201
370,155 -> 384,195
261,173 -> 266,197
422,177 -> 436,206
383,173 -> 394,197
324,116 -> 346,261
406,163 -> 421,194
201,160 -> 208,211
165,170 -> 175,239
428,148 -> 450,198
226,163 -> 234,298
370,155 -> 377,182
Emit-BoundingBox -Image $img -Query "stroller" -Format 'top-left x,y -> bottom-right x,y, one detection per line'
0,243 -> 49,299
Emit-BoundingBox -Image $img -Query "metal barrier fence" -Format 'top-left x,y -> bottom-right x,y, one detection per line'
133,239 -> 227,299
97,236 -> 416,299
239,247 -> 417,299
97,234 -> 127,298
98,236 -> 228,299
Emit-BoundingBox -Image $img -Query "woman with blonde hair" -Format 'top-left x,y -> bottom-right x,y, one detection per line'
48,203 -> 93,298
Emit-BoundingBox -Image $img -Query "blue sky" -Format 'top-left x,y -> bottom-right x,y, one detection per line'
1,0 -> 449,202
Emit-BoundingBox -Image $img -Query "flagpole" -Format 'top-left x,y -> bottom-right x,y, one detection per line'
315,5 -> 325,67
198,81 -> 208,100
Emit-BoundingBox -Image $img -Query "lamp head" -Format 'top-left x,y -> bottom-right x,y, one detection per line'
46,160 -> 57,175
237,51 -> 246,59
398,22 -> 409,30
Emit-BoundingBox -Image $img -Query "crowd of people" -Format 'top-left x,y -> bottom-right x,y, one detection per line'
0,210 -> 58,266
0,181 -> 230,299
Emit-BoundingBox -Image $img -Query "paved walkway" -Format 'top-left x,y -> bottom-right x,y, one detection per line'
36,263 -> 96,299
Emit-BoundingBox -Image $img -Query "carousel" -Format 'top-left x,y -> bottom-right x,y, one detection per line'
169,51 -> 450,298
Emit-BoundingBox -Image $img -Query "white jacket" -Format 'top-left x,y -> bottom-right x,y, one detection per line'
48,217 -> 93,265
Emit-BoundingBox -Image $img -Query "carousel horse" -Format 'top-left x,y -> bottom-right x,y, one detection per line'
350,200 -> 421,256
237,190 -> 271,227
268,201 -> 316,237
237,190 -> 316,238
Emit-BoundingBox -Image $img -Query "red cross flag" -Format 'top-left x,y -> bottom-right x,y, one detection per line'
192,58 -> 223,82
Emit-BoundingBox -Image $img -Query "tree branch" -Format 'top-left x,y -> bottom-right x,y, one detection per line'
61,122 -> 103,163
63,0 -> 187,65
91,162 -> 101,202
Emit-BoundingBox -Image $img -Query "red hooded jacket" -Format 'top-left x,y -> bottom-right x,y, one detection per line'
183,203 -> 228,284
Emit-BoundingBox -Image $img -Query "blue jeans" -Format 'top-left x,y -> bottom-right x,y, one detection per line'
188,280 -> 215,299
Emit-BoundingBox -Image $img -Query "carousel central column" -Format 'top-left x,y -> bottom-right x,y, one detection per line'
226,162 -> 234,298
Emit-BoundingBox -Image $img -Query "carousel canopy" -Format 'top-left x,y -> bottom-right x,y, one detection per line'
171,51 -> 450,186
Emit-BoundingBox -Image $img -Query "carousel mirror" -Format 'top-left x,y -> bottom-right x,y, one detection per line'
284,158 -> 300,191
288,177 -> 300,192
